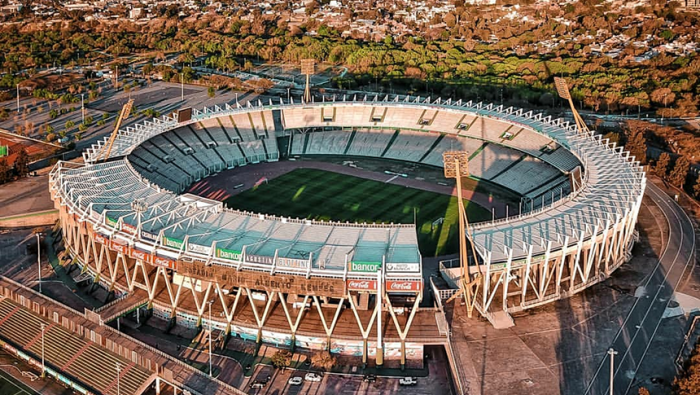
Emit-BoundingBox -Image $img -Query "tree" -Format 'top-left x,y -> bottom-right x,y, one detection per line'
310,351 -> 336,371
14,148 -> 29,178
207,86 -> 216,98
638,388 -> 650,395
0,158 -> 9,184
694,175 -> 700,199
654,152 -> 670,177
270,350 -> 292,369
624,124 -> 647,164
668,156 -> 690,189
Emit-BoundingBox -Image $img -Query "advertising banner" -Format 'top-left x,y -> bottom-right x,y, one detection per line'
130,248 -> 153,264
162,235 -> 184,250
348,261 -> 381,272
152,255 -> 176,269
93,233 -> 109,245
109,240 -> 130,255
105,216 -> 118,228
276,257 -> 308,269
188,243 -> 212,255
385,262 -> 420,273
140,230 -> 158,243
346,279 -> 378,292
247,254 -> 274,265
121,222 -> 137,235
216,247 -> 242,261
386,280 -> 422,292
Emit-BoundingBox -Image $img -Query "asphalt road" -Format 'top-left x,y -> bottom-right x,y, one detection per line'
584,182 -> 697,395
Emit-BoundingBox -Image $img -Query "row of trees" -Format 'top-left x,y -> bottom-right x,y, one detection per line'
616,120 -> 700,199
0,1 -> 698,116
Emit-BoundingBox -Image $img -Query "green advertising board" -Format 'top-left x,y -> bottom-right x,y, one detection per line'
105,216 -> 118,228
0,145 -> 7,157
216,247 -> 242,261
348,261 -> 382,272
162,235 -> 184,249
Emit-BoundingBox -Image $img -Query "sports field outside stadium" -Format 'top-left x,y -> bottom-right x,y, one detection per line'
225,168 -> 491,256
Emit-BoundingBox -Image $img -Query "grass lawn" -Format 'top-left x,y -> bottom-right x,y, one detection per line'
225,169 -> 491,256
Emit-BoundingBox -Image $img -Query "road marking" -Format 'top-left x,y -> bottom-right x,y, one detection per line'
619,187 -> 697,394
584,183 -> 685,394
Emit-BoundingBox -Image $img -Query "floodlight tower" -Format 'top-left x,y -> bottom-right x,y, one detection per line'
300,59 -> 315,103
442,151 -> 482,318
554,77 -> 589,136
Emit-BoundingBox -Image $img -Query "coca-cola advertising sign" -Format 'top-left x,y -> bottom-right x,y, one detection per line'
130,248 -> 153,264
152,256 -> 176,269
386,280 -> 422,292
346,279 -> 378,291
93,233 -> 109,245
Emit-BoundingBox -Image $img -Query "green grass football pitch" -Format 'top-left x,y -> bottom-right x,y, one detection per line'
224,169 -> 491,256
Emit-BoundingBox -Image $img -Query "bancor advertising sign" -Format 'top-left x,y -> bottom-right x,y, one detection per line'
348,261 -> 381,272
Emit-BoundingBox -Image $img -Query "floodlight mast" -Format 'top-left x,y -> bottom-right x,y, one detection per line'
98,99 -> 134,162
554,77 -> 589,136
442,151 -> 482,318
300,59 -> 315,103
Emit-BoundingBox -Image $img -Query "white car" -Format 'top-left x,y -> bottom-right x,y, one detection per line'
304,372 -> 322,382
399,377 -> 418,386
288,377 -> 303,385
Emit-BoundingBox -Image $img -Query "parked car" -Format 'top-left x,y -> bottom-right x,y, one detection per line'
250,380 -> 267,389
304,372 -> 322,382
399,377 -> 418,386
288,376 -> 303,385
363,374 -> 377,383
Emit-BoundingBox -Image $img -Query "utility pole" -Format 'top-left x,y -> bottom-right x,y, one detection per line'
16,83 -> 20,113
81,93 -> 85,124
36,233 -> 42,293
181,72 -> 184,101
608,348 -> 618,395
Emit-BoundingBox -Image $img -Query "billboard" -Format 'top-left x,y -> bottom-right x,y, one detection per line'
152,255 -> 176,269
188,243 -> 212,255
348,261 -> 381,272
0,145 -> 7,157
277,257 -> 308,269
386,280 -> 422,292
121,222 -> 137,235
162,235 -> 184,250
386,262 -> 420,273
346,279 -> 377,292
216,247 -> 242,261
177,108 -> 192,123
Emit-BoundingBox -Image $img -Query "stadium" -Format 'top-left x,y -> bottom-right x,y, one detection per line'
49,95 -> 646,371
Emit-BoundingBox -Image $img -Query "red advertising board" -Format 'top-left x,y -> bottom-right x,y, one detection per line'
385,280 -> 422,292
109,240 -> 130,255
346,279 -> 378,292
122,222 -> 137,235
129,248 -> 153,264
153,255 -> 176,269
93,233 -> 108,245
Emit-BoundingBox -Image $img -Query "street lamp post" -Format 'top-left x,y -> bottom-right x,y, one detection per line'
608,348 -> 618,395
208,300 -> 214,377
40,323 -> 45,378
81,93 -> 85,124
16,84 -> 20,113
36,233 -> 42,293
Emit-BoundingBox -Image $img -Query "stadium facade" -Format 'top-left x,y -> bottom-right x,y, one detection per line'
50,96 -> 645,364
